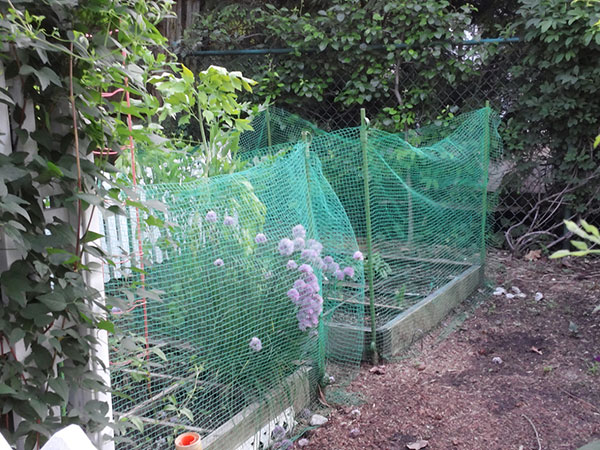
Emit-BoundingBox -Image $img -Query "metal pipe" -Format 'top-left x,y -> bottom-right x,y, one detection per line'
188,37 -> 521,57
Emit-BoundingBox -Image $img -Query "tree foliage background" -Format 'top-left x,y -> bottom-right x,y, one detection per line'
182,0 -> 600,253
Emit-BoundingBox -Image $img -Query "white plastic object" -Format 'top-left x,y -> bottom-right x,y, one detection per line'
0,431 -> 12,450
40,425 -> 98,450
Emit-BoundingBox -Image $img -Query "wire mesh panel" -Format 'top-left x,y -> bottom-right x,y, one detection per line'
104,148 -> 364,449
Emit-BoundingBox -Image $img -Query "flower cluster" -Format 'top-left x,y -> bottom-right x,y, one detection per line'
249,336 -> 262,352
203,211 -> 362,340
280,224 -> 359,331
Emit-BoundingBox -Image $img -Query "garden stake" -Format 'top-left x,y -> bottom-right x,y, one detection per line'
481,100 -> 491,268
266,105 -> 272,149
360,108 -> 379,365
302,131 -> 326,380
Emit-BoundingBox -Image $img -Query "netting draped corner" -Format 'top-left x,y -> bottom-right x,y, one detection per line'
242,107 -> 502,325
101,106 -> 501,449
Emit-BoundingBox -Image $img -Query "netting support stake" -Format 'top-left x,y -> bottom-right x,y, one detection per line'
302,131 -> 326,381
360,108 -> 379,366
481,100 -> 491,268
265,105 -> 272,149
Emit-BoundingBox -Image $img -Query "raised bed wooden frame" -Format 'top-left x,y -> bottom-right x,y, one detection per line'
327,264 -> 483,359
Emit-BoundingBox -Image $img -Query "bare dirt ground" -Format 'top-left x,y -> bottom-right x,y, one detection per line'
298,250 -> 600,449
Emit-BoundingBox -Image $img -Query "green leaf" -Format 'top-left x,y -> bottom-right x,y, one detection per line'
580,220 -> 599,237
9,328 -> 26,344
549,249 -> 570,259
97,320 -> 115,334
128,416 -> 144,432
181,64 -> 195,84
31,344 -> 53,370
0,384 -> 17,395
46,161 -> 64,177
48,378 -> 69,403
180,407 -> 193,422
571,240 -> 588,251
151,346 -> 167,361
82,231 -> 104,243
38,292 -> 67,311
29,398 -> 48,420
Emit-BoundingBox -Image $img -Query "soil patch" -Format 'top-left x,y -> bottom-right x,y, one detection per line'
296,250 -> 600,449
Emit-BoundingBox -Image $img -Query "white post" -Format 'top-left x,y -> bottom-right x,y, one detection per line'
85,207 -> 115,450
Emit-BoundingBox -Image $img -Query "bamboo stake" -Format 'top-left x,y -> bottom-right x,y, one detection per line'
360,108 -> 378,365
481,101 -> 491,267
302,132 -> 325,380
265,105 -> 272,149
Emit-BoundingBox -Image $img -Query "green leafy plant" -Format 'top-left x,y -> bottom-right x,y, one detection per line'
550,220 -> 600,258
144,64 -> 258,180
502,0 -> 600,215
0,0 -> 231,447
184,0 -> 478,131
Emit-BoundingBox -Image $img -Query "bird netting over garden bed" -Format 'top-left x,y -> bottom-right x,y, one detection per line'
102,106 -> 500,449
102,146 -> 365,449
241,107 -> 502,329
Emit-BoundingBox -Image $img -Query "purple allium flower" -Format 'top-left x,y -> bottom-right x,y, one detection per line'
223,215 -> 236,226
335,269 -> 344,281
214,258 -> 224,267
328,262 -> 340,274
305,273 -> 318,285
343,266 -> 355,279
286,260 -> 298,270
255,233 -> 267,244
287,288 -> 300,302
293,279 -> 306,291
249,337 -> 262,352
323,255 -> 334,265
111,306 -> 122,314
292,224 -> 306,239
278,238 -> 294,256
316,257 -> 326,270
205,210 -> 217,223
272,425 -> 286,441
298,263 -> 313,275
595,355 -> 600,363
353,251 -> 364,261
301,248 -> 317,261
293,237 -> 305,251
307,239 -> 323,255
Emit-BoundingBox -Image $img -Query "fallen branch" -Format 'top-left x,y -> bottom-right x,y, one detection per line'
521,413 -> 541,450
559,387 -> 600,415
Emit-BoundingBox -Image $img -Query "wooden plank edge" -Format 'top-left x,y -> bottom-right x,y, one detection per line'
203,366 -> 315,450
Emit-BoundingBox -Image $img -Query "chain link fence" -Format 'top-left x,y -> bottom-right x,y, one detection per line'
183,39 -> 566,252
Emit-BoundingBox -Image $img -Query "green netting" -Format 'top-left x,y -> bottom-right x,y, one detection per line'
241,107 -> 501,331
102,106 -> 500,449
102,146 -> 364,449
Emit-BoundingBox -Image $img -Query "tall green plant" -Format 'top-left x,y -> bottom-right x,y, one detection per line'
502,0 -> 600,206
0,0 -> 235,447
183,0 -> 478,130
